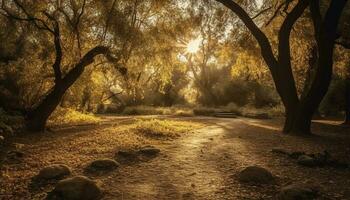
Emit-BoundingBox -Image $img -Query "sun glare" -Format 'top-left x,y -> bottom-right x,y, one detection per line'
186,38 -> 201,54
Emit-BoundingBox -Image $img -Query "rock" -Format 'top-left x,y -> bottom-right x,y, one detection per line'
115,149 -> 138,163
0,135 -> 4,145
328,159 -> 349,168
138,146 -> 160,157
7,150 -> 24,160
35,164 -> 71,181
86,159 -> 119,172
289,151 -> 306,159
182,192 -> 196,199
115,146 -> 160,164
47,176 -> 102,200
272,148 -> 290,155
0,121 -> 13,137
238,166 -> 275,184
278,183 -> 319,200
297,155 -> 318,167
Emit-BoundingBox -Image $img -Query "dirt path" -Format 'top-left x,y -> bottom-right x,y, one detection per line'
1,117 -> 350,199
102,119 -> 227,199
100,117 -> 350,200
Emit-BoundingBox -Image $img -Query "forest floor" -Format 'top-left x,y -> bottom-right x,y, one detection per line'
1,116 -> 350,200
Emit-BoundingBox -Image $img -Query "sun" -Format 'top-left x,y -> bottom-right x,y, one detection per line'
186,38 -> 201,54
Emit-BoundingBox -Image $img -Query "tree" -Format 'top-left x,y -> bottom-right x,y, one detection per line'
0,0 -> 122,131
215,0 -> 348,134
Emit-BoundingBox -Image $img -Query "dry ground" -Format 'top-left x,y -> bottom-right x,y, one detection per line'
0,116 -> 350,200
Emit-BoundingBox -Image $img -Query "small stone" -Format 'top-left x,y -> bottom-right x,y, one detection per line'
278,183 -> 319,200
87,159 -> 119,172
298,155 -> 318,167
138,146 -> 160,156
0,122 -> 13,136
47,176 -> 102,200
183,192 -> 195,199
238,166 -> 275,184
272,148 -> 289,155
0,135 -> 4,145
7,150 -> 24,160
35,164 -> 71,181
289,151 -> 306,159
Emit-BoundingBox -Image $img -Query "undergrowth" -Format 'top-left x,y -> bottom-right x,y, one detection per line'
48,107 -> 101,125
132,118 -> 202,139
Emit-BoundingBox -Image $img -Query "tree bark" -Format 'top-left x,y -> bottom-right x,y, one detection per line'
26,46 -> 109,132
216,0 -> 347,135
344,72 -> 350,125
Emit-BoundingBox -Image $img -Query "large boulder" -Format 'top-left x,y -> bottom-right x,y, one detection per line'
86,159 -> 119,172
47,176 -> 102,200
278,183 -> 319,200
34,164 -> 71,181
238,166 -> 275,184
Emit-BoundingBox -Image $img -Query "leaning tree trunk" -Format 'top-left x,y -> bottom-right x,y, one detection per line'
26,46 -> 109,132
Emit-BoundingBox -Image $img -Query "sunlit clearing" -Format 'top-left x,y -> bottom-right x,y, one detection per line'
186,38 -> 201,54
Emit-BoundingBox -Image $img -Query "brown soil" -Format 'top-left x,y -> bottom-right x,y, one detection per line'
1,116 -> 350,200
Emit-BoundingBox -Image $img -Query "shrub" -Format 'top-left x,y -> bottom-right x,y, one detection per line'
122,106 -> 171,115
48,107 -> 101,125
193,107 -> 217,116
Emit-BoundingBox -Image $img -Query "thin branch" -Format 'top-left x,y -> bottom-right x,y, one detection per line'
265,1 -> 286,26
252,6 -> 272,20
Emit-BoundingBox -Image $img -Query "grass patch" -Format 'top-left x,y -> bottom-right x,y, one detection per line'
132,118 -> 202,139
122,106 -> 194,117
120,104 -> 284,118
48,107 -> 101,125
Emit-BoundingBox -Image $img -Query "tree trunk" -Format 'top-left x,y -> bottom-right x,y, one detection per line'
26,46 -> 109,132
344,75 -> 350,125
26,85 -> 67,131
216,0 -> 347,136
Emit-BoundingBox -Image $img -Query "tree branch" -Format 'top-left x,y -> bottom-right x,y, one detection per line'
278,0 -> 310,66
215,0 -> 278,71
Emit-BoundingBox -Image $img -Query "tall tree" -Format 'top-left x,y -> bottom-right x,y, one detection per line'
215,0 -> 348,134
0,0 -> 122,131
